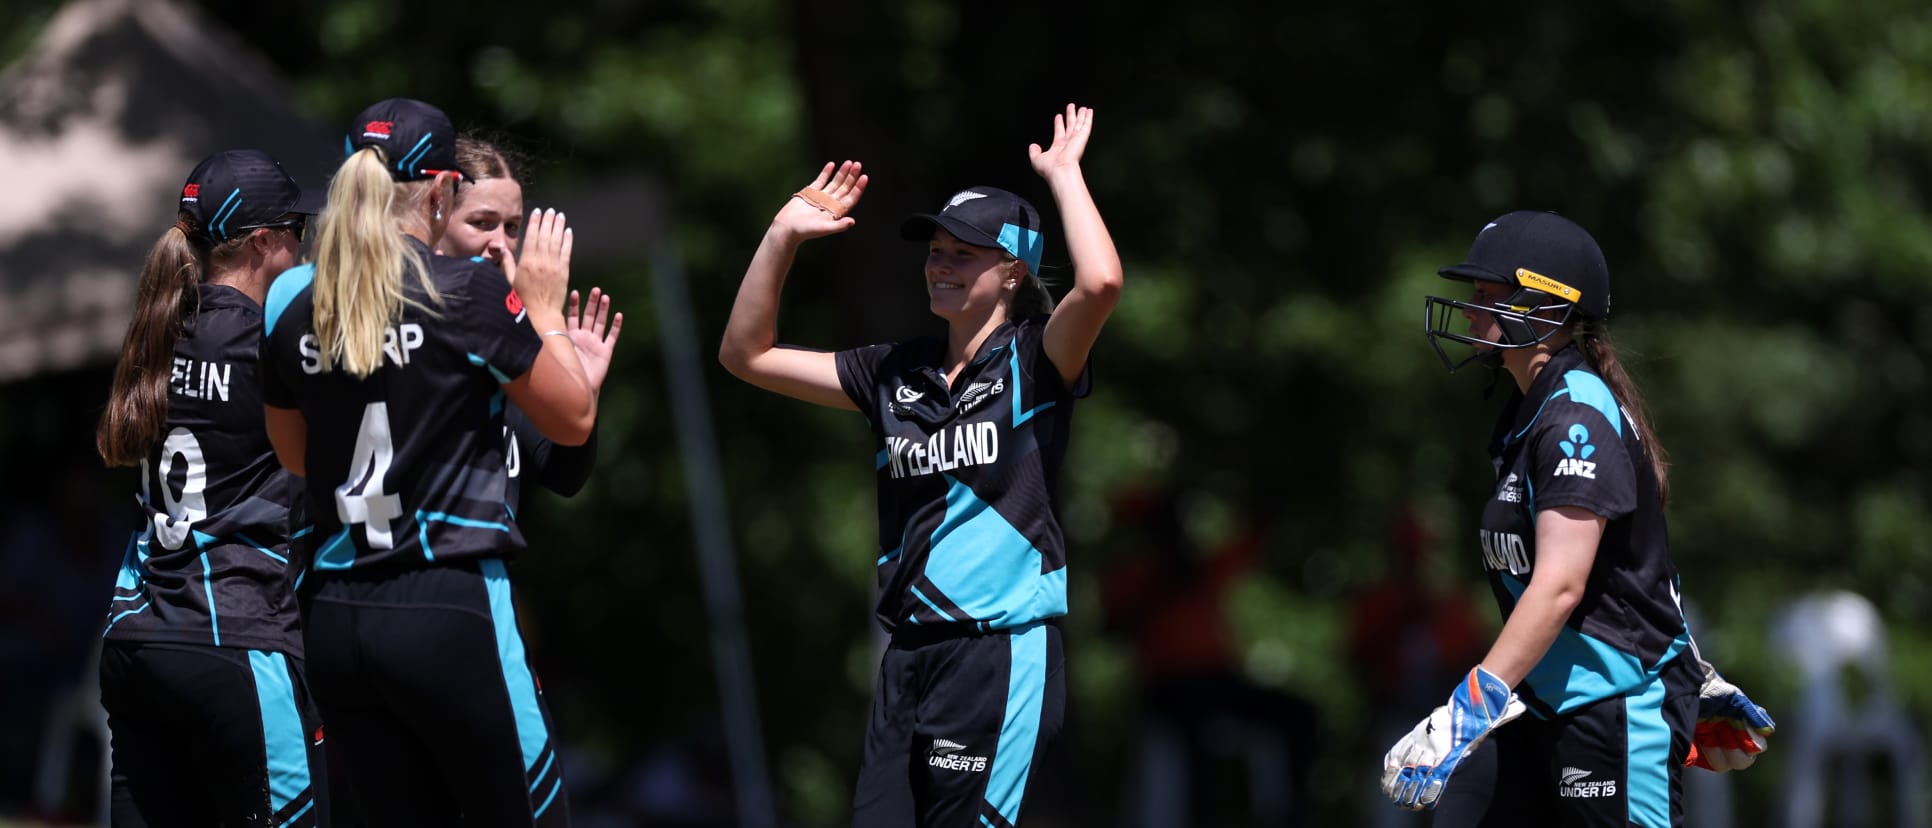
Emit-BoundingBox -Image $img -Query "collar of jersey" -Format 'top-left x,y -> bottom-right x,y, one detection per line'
197,282 -> 260,313
910,318 -> 1020,373
1500,342 -> 1587,447
968,320 -> 1020,366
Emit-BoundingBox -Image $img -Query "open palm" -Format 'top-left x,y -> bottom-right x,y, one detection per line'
565,287 -> 622,391
1029,104 -> 1094,177
776,160 -> 869,240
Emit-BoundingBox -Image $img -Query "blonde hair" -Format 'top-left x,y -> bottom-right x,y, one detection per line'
311,147 -> 442,377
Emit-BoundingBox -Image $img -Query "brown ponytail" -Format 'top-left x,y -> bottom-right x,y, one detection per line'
97,213 -> 208,466
1006,259 -> 1056,319
1575,319 -> 1669,506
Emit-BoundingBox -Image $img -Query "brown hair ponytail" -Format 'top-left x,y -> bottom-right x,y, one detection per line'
1575,319 -> 1669,505
96,214 -> 208,466
1006,259 -> 1056,319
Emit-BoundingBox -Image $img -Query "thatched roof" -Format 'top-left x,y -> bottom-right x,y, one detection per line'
0,0 -> 335,383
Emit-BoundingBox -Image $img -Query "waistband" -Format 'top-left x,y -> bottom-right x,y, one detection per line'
887,618 -> 1059,650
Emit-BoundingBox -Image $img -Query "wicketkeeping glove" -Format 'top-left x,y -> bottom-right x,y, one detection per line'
1685,670 -> 1776,771
1382,666 -> 1526,809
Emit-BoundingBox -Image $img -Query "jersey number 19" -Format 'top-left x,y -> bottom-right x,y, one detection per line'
144,427 -> 208,551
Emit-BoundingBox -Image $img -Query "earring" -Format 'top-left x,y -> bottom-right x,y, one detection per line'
434,208 -> 444,221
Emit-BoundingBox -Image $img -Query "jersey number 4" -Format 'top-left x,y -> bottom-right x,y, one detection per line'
337,402 -> 404,548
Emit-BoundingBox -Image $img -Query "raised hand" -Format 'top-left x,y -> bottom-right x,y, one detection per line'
1029,103 -> 1094,178
515,208 -> 573,320
565,287 -> 622,391
774,161 -> 868,242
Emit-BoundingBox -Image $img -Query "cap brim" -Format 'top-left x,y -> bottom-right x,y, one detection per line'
289,187 -> 327,216
1438,263 -> 1512,283
900,214 -> 1003,249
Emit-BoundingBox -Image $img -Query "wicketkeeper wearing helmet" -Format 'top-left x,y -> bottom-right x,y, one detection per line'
1383,212 -> 1776,827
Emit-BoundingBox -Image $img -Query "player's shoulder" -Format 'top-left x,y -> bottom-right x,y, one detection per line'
196,284 -> 262,322
263,263 -> 317,336
1010,313 -> 1050,333
427,252 -> 508,294
189,290 -> 264,350
1535,367 -> 1627,441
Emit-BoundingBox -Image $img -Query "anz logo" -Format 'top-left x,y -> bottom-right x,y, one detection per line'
1554,423 -> 1597,479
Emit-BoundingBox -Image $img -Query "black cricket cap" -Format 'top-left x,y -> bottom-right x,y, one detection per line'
179,149 -> 324,243
900,186 -> 1045,275
344,98 -> 471,182
1439,211 -> 1611,319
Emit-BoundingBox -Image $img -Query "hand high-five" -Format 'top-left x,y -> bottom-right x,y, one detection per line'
565,287 -> 622,391
776,161 -> 869,241
515,208 -> 574,317
1029,103 -> 1094,178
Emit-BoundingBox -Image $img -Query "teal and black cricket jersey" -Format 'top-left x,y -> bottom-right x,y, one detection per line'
1467,343 -> 1698,828
99,283 -> 324,827
259,240 -> 542,572
839,314 -> 1084,828
259,241 -> 570,825
104,284 -> 304,654
837,315 -> 1089,634
1480,343 -> 1691,716
503,406 -> 596,513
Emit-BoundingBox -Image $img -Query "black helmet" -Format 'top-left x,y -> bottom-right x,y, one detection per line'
1425,211 -> 1610,372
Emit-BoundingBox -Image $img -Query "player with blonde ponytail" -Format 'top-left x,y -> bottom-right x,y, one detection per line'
309,144 -> 440,376
260,98 -> 594,825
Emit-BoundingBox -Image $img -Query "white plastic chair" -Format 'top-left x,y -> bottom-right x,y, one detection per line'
1770,591 -> 1927,828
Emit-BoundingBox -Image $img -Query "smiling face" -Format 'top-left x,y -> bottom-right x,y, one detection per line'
925,228 -> 1015,323
439,177 -> 525,266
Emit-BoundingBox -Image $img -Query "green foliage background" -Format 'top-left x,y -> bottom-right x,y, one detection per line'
11,0 -> 1932,822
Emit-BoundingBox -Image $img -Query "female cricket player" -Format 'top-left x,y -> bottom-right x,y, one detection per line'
720,104 -> 1123,827
95,149 -> 327,826
438,135 -> 623,510
1384,211 -> 1777,827
259,98 -> 594,826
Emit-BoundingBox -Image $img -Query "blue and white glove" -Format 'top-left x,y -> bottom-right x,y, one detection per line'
1381,666 -> 1527,810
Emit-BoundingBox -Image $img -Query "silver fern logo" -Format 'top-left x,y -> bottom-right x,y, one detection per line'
929,737 -> 988,773
957,378 -> 1005,413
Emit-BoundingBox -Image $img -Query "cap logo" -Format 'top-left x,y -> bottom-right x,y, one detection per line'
946,190 -> 988,210
363,120 -> 395,140
181,183 -> 200,203
1515,268 -> 1582,303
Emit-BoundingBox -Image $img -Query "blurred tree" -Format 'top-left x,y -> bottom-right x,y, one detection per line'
6,0 -> 1929,822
